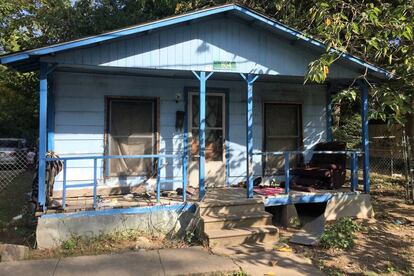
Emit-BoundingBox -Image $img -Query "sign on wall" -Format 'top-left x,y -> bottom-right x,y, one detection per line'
213,61 -> 237,71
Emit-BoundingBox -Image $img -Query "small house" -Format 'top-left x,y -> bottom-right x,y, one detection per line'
0,4 -> 389,248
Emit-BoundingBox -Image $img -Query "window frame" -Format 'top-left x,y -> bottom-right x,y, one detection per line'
262,102 -> 303,175
104,96 -> 159,178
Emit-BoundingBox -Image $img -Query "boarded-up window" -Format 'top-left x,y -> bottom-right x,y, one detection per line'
264,103 -> 302,175
108,99 -> 156,176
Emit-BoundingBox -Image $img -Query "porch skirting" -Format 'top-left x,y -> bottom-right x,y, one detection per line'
36,203 -> 196,249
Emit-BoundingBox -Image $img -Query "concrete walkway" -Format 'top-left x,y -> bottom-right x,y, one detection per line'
0,247 -> 324,276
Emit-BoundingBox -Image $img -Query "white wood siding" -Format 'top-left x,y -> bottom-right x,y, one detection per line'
44,17 -> 357,79
52,71 -> 326,191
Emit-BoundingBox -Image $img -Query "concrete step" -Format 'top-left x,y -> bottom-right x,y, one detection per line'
198,201 -> 265,216
199,198 -> 263,208
206,226 -> 279,248
202,211 -> 273,231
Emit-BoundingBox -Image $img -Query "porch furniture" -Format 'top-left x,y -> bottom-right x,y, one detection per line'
290,141 -> 347,190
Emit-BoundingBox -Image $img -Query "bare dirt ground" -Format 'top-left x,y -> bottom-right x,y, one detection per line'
280,176 -> 414,276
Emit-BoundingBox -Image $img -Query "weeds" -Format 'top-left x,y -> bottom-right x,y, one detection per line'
320,217 -> 361,250
227,270 -> 248,276
30,229 -> 192,259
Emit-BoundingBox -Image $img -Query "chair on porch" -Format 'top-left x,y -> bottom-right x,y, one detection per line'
290,141 -> 347,190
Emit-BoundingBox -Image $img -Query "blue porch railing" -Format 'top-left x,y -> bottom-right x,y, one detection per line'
253,150 -> 363,194
45,150 -> 363,211
45,154 -> 186,210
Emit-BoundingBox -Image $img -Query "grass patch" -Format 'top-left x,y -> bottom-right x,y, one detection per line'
30,229 -> 193,259
320,217 -> 361,250
226,271 -> 249,276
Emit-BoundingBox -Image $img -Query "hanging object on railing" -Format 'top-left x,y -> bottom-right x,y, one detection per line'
31,151 -> 63,211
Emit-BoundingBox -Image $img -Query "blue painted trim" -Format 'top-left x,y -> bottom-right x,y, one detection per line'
93,158 -> 98,209
351,152 -> 358,192
0,4 -> 391,79
64,183 -> 96,189
241,73 -> 258,198
41,202 -> 196,219
38,62 -> 48,209
359,81 -> 370,193
47,86 -> 54,151
160,179 -> 183,183
225,90 -> 230,187
183,88 -> 189,202
156,157 -> 162,203
264,193 -> 336,206
284,152 -> 290,194
192,72 -> 214,201
62,161 -> 67,209
46,154 -> 180,161
0,53 -> 30,64
197,72 -> 205,200
326,85 -> 333,142
253,150 -> 361,155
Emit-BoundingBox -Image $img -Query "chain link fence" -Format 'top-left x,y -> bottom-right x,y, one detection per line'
0,150 -> 33,193
369,124 -> 408,176
370,137 -> 407,176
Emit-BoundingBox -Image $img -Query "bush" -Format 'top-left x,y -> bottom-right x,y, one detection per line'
320,217 -> 361,250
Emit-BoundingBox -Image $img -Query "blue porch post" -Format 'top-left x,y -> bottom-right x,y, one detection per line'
193,71 -> 213,200
38,62 -> 48,209
241,73 -> 259,198
182,94 -> 189,202
359,80 -> 370,193
47,88 -> 55,151
326,84 -> 333,142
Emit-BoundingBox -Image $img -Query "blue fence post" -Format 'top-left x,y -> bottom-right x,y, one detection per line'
241,73 -> 259,198
359,81 -> 370,193
182,154 -> 187,202
93,158 -> 97,209
38,62 -> 48,210
193,71 -> 213,201
284,152 -> 290,194
62,161 -> 67,210
350,152 -> 358,192
326,83 -> 333,142
156,157 -> 162,203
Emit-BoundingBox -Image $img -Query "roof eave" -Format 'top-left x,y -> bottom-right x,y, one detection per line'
0,4 -> 393,80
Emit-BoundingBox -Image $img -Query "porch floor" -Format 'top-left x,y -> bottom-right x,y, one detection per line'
46,186 -> 360,214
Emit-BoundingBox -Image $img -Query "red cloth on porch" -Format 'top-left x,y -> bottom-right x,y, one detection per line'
253,187 -> 284,196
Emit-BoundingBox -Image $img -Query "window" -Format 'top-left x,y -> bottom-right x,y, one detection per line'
190,93 -> 225,161
107,99 -> 157,177
264,103 -> 302,175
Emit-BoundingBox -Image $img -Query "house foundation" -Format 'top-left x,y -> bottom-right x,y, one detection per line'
36,204 -> 196,249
